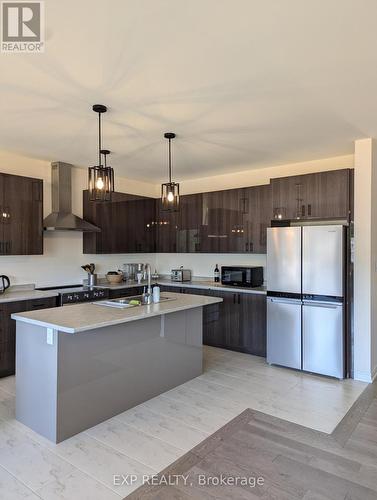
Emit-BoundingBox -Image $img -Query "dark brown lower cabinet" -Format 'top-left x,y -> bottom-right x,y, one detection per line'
0,296 -> 57,377
238,293 -> 267,356
159,285 -> 266,356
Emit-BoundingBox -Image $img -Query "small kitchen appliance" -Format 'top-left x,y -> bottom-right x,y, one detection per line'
221,266 -> 263,288
171,268 -> 192,282
0,275 -> 10,294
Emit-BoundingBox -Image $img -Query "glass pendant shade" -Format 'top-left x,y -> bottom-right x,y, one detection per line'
88,164 -> 114,202
88,105 -> 115,202
161,132 -> 180,212
161,181 -> 180,211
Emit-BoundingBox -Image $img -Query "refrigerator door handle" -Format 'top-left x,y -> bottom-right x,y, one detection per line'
303,301 -> 341,308
268,297 -> 301,305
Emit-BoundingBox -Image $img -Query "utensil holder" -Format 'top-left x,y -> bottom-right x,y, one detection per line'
88,273 -> 97,287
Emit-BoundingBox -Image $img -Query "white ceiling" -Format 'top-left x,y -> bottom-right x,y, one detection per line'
0,0 -> 376,182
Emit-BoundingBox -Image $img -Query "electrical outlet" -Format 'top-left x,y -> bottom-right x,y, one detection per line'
46,328 -> 55,345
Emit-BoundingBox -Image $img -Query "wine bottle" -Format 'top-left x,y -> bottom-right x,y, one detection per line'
214,264 -> 220,283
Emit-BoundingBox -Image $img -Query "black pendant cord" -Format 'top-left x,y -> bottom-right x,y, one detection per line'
168,138 -> 172,184
98,113 -> 102,166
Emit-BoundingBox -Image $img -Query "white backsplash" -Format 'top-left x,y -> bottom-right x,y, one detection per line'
155,253 -> 267,281
1,232 -> 157,288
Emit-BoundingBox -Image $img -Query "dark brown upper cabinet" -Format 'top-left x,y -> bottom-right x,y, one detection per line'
0,173 -> 43,255
155,199 -> 179,253
271,169 -> 351,221
198,185 -> 271,254
83,190 -> 156,254
176,193 -> 202,253
200,189 -> 245,253
240,184 -> 271,253
83,168 -> 351,254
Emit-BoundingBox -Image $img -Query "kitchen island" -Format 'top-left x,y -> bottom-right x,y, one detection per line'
12,292 -> 222,443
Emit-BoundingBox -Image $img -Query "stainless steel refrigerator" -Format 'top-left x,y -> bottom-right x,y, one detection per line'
266,225 -> 345,378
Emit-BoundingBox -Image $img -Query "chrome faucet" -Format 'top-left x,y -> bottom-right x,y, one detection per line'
142,263 -> 153,304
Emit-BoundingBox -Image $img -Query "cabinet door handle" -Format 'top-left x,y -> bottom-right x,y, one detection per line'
245,242 -> 249,252
238,294 -> 241,304
301,204 -> 306,217
249,242 -> 253,252
308,204 -> 312,216
233,294 -> 236,304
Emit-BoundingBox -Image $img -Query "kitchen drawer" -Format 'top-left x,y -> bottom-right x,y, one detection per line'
27,297 -> 58,309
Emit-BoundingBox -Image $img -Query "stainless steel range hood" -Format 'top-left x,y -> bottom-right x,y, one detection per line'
43,162 -> 101,232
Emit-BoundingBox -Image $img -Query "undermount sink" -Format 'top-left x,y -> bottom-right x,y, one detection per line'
94,294 -> 176,309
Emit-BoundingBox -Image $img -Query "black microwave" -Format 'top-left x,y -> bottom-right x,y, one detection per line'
221,266 -> 264,288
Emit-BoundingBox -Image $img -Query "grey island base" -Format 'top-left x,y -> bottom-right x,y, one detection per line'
12,292 -> 222,443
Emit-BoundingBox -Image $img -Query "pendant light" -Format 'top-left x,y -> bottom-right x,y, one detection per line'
88,104 -> 115,202
161,132 -> 180,211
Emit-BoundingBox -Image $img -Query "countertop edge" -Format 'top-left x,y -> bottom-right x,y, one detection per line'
0,291 -> 59,303
11,295 -> 223,334
97,279 -> 267,295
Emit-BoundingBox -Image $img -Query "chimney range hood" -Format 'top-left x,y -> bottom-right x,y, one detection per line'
43,162 -> 101,232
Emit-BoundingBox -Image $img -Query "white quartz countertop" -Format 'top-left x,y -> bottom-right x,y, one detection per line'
0,288 -> 58,304
11,292 -> 223,334
95,278 -> 267,295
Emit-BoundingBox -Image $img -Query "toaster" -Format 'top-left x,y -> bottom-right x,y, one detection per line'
171,268 -> 192,282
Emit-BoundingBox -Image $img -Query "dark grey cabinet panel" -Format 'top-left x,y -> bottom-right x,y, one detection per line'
0,296 -> 57,377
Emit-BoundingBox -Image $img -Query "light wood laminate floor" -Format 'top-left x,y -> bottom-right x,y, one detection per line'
0,346 -> 367,499
129,382 -> 377,500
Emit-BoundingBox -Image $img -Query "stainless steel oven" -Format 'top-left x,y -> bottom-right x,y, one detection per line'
36,285 -> 109,306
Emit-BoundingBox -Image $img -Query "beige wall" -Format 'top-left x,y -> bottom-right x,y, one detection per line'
353,139 -> 377,382
371,145 -> 377,379
178,155 -> 354,194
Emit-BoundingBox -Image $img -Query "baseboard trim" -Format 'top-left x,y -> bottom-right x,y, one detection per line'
354,370 -> 374,382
